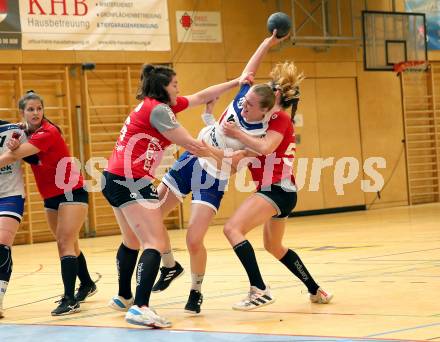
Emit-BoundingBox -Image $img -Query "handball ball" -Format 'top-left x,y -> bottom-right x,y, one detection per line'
267,12 -> 292,38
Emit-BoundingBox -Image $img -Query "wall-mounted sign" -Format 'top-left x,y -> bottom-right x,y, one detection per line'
176,11 -> 222,43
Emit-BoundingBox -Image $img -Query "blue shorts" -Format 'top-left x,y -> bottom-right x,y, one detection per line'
162,151 -> 228,212
0,196 -> 25,223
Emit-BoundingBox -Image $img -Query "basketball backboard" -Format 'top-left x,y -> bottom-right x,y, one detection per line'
362,11 -> 427,71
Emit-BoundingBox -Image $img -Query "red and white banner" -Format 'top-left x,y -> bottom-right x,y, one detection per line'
176,11 -> 222,43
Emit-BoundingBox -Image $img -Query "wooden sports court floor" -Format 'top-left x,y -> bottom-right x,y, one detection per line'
1,203 -> 439,341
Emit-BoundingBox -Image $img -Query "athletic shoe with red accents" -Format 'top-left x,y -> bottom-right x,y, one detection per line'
232,284 -> 275,311
310,287 -> 333,304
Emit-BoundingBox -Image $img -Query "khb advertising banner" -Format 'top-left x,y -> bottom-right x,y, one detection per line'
0,0 -> 170,51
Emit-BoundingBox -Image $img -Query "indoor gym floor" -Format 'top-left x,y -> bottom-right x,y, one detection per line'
1,203 -> 439,341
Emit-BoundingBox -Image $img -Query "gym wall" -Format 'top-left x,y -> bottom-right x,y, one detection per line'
0,0 -> 423,243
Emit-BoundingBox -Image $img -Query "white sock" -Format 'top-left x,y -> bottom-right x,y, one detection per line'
161,251 -> 176,268
0,280 -> 8,309
191,273 -> 204,292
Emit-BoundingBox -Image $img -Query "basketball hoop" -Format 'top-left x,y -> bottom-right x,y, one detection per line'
393,60 -> 429,76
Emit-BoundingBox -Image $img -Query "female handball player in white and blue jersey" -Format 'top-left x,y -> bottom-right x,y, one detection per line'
0,120 -> 35,319
150,31 -> 289,315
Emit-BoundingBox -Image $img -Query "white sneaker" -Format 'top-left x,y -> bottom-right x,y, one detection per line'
125,305 -> 172,328
232,285 -> 275,311
108,295 -> 134,312
310,287 -> 333,304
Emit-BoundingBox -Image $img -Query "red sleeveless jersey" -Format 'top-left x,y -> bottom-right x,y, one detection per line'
107,96 -> 188,179
249,110 -> 296,190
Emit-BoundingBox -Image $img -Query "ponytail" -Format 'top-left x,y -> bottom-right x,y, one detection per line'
269,61 -> 304,124
290,98 -> 299,123
136,64 -> 176,103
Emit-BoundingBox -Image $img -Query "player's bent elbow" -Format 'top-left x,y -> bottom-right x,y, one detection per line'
1,153 -> 19,166
257,146 -> 273,155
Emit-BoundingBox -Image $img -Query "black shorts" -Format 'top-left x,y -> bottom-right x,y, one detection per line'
44,187 -> 89,211
102,171 -> 159,208
256,184 -> 297,219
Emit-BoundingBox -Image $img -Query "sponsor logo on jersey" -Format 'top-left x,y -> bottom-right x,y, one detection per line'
209,127 -> 219,147
135,102 -> 143,112
237,97 -> 245,109
165,106 -> 177,124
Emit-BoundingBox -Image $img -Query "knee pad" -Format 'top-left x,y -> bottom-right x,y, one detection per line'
0,245 -> 12,281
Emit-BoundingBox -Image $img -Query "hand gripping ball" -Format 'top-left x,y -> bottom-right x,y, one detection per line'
267,12 -> 292,38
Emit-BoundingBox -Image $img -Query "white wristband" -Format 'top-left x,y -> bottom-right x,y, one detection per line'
201,112 -> 216,126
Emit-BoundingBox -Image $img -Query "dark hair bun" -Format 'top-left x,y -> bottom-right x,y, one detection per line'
142,64 -> 155,77
26,89 -> 35,94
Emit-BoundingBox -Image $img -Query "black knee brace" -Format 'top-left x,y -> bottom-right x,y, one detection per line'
0,244 -> 12,282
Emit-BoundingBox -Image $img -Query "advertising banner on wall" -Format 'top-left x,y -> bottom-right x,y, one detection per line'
0,0 -> 170,51
0,0 -> 22,49
405,0 -> 440,50
176,11 -> 222,43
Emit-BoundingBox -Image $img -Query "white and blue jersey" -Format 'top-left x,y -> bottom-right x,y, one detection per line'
163,85 -> 269,211
218,83 -> 269,135
0,121 -> 26,198
0,120 -> 26,221
197,84 -> 268,179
